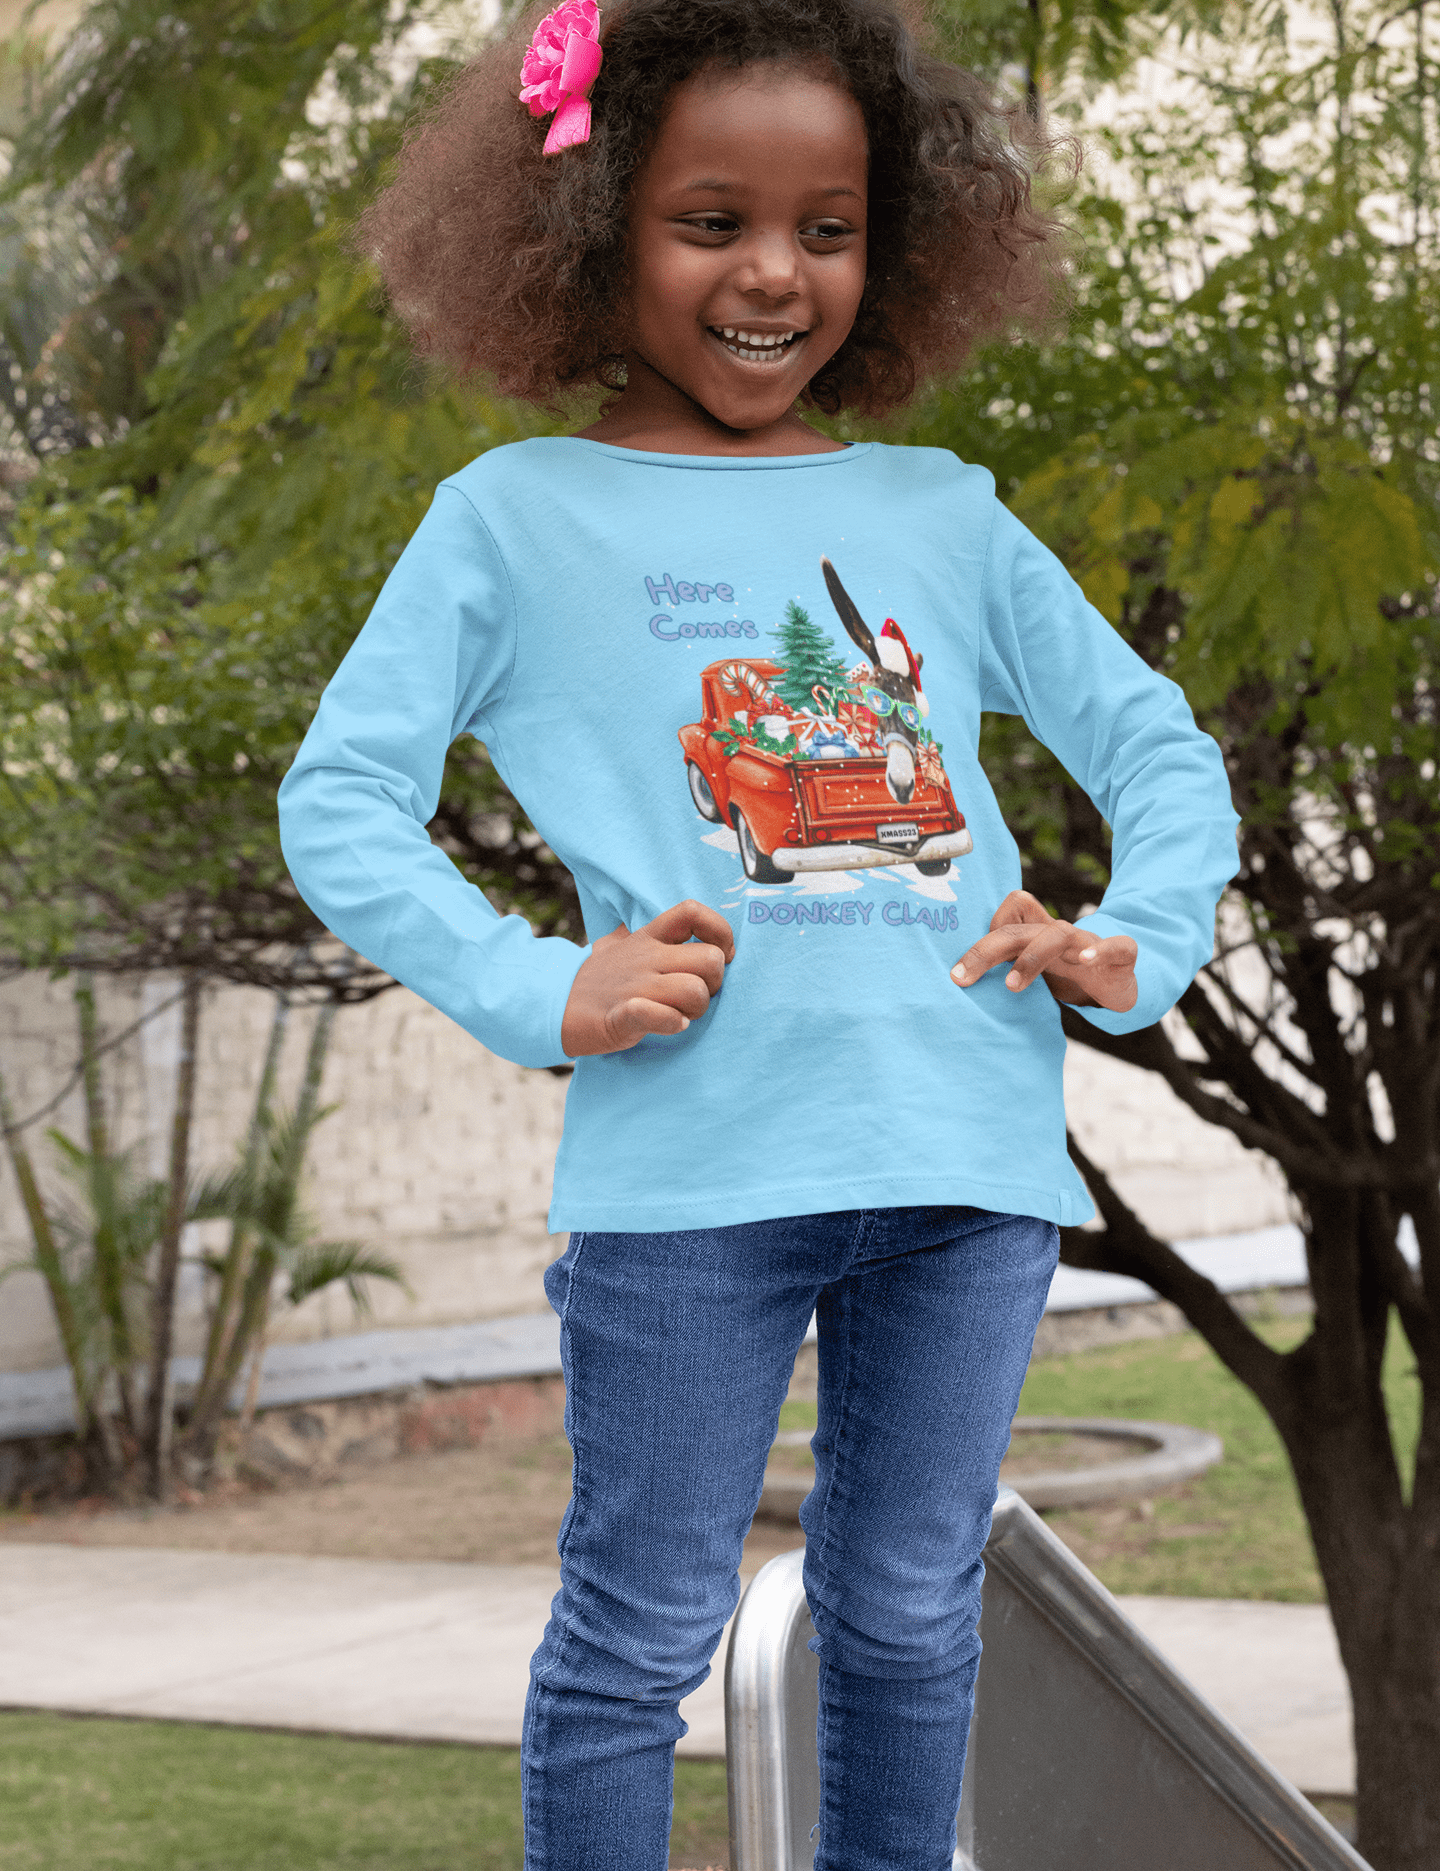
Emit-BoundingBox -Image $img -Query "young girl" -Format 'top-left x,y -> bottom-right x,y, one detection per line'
278,0 -> 1238,1864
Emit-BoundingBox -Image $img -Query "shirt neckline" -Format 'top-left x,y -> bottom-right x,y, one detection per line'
554,437 -> 873,471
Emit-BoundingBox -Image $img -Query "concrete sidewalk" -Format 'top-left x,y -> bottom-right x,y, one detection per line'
0,1544 -> 1354,1795
0,1544 -> 731,1757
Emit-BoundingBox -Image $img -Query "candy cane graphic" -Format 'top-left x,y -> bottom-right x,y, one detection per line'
717,663 -> 787,713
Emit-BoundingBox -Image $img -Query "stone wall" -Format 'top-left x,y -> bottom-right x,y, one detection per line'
0,972 -> 569,1375
0,970 -> 1291,1377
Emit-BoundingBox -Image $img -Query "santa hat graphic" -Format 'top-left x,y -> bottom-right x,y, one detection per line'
878,619 -> 930,717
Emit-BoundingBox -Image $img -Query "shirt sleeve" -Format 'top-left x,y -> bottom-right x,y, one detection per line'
277,484 -> 588,1068
977,498 -> 1240,1035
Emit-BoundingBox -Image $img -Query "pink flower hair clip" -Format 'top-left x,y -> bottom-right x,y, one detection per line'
520,0 -> 603,155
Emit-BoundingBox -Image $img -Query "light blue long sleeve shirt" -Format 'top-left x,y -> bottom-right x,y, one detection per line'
278,438 -> 1238,1230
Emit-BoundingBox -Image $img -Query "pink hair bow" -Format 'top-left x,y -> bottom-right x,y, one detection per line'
520,0 -> 603,155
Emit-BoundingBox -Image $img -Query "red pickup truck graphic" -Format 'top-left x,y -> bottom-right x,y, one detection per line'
678,655 -> 973,884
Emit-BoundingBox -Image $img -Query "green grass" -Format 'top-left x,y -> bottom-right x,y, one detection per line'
1019,1321 -> 1326,1602
0,1713 -> 729,1871
779,1316 -> 1422,1605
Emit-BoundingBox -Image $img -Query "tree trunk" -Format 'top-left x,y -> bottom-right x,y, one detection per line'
1065,1136 -> 1440,1869
294,999 -> 336,1134
0,1062 -> 93,1439
81,1409 -> 124,1492
1272,1191 -> 1440,1871
1343,1538 -> 1440,1871
184,991 -> 289,1459
237,1283 -> 272,1440
1280,1397 -> 1440,1870
142,971 -> 203,1501
213,1244 -> 279,1439
73,975 -> 140,1439
186,996 -> 336,1458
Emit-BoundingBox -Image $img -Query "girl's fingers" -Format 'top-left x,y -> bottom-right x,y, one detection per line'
604,995 -> 693,1048
951,924 -> 1058,985
1058,932 -> 1136,978
647,968 -> 714,1021
987,889 -> 1051,933
952,926 -> 1122,989
1097,933 -> 1139,969
564,906 -> 736,1055
958,893 -> 1060,983
649,938 -> 729,993
950,935 -> 1002,985
646,899 -> 736,961
998,924 -> 1083,990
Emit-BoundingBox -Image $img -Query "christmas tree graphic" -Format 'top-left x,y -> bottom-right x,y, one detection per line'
770,600 -> 853,717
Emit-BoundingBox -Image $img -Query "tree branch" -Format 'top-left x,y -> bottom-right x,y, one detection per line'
1194,963 -> 1324,1089
1180,980 -> 1338,1152
1061,1007 -> 1399,1190
1371,1203 -> 1433,1372
1063,1131 -> 1291,1419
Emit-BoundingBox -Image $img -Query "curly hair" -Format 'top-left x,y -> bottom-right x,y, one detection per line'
360,0 -> 1071,414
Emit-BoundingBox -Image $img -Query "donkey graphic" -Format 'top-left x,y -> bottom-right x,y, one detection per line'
820,556 -> 928,806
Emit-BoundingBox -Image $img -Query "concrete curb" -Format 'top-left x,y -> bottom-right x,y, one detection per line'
758,1416 -> 1223,1520
1004,1415 -> 1225,1510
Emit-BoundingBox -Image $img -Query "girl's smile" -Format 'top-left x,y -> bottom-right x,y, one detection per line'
586,60 -> 869,454
709,326 -> 808,364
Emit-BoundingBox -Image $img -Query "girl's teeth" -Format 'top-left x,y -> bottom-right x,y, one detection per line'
715,328 -> 800,359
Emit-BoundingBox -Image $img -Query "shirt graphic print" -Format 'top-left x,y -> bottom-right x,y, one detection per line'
678,555 -> 972,941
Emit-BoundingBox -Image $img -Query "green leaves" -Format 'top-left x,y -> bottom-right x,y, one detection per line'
932,0 -> 1221,104
187,1084 -> 407,1314
0,0 -> 569,981
1015,410 -> 1433,741
0,484 -> 312,973
284,1241 -> 410,1313
922,0 -> 1440,1051
0,0 -> 583,985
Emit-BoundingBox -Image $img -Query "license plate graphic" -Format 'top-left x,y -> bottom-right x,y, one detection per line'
877,822 -> 919,845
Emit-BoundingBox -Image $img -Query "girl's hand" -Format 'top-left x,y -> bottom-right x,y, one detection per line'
561,900 -> 736,1056
949,890 -> 1138,1014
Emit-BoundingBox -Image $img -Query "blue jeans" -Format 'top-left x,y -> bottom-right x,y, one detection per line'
522,1205 -> 1058,1871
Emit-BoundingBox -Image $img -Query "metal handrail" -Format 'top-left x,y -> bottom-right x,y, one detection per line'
725,1486 -> 1368,1871
724,1549 -> 823,1870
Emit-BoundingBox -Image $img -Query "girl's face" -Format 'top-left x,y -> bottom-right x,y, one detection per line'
620,61 -> 868,442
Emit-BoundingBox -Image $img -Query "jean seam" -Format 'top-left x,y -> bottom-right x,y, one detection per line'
521,1677 -> 546,1868
814,1658 -> 832,1867
812,1213 -> 866,1586
535,1232 -> 589,1689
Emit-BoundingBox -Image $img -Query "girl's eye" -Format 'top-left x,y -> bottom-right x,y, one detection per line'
683,215 -> 739,237
802,220 -> 854,245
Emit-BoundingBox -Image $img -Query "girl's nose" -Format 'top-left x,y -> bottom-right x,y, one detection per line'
733,230 -> 801,299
